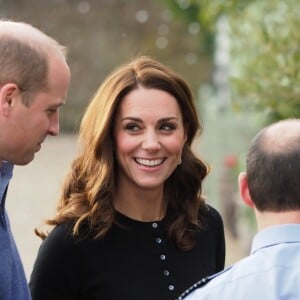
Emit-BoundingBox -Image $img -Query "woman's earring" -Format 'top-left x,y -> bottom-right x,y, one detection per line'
178,157 -> 182,165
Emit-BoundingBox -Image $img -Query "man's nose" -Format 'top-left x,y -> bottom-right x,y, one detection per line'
48,113 -> 59,136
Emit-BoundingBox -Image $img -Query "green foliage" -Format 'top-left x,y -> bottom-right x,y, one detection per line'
230,0 -> 300,122
162,0 -> 300,122
161,0 -> 252,52
162,0 -> 215,53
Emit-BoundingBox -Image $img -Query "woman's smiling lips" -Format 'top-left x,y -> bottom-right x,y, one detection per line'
134,158 -> 165,167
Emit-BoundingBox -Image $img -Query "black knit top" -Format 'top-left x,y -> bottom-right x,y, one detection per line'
29,205 -> 225,300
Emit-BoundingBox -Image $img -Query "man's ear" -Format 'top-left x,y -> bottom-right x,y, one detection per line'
238,172 -> 255,208
0,83 -> 20,116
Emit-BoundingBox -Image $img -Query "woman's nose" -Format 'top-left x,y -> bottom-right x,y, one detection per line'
142,131 -> 161,151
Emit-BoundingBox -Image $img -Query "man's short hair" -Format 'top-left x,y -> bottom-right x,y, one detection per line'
246,120 -> 300,211
0,20 -> 67,105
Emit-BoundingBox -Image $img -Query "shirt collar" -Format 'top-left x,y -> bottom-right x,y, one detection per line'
0,161 -> 14,205
251,223 -> 300,255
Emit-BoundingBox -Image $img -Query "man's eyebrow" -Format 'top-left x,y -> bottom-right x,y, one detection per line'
50,101 -> 65,108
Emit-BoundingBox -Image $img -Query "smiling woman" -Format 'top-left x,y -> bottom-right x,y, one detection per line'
113,87 -> 186,196
29,56 -> 225,300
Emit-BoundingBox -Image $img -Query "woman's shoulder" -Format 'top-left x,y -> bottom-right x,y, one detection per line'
40,221 -> 90,252
30,222 -> 84,297
46,222 -> 75,241
199,203 -> 224,229
203,203 -> 222,218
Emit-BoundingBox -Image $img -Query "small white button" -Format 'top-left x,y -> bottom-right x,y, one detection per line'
164,270 -> 170,276
168,285 -> 175,291
160,254 -> 166,260
156,237 -> 162,244
152,222 -> 158,228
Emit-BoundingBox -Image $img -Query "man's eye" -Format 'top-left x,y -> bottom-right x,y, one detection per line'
48,108 -> 58,114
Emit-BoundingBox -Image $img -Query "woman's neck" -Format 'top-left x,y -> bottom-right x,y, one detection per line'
114,186 -> 166,222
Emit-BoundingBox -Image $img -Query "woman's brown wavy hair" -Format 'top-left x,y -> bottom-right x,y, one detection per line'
38,56 -> 209,251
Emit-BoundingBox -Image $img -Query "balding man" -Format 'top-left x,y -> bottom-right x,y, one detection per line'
179,119 -> 300,300
0,20 -> 70,300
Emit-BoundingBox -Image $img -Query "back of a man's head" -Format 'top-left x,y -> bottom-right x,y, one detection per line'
0,19 -> 67,105
246,119 -> 300,212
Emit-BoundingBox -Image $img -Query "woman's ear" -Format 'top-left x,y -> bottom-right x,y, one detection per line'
238,172 -> 255,208
183,129 -> 188,144
0,83 -> 20,116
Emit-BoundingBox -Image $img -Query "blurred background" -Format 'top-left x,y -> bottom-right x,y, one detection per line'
2,0 -> 300,279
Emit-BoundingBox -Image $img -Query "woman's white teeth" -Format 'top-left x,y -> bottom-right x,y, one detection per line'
136,158 -> 164,166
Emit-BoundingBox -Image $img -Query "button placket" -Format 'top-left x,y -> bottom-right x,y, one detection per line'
151,221 -> 175,294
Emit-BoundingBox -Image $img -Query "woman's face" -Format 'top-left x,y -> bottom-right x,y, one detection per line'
113,86 -> 186,191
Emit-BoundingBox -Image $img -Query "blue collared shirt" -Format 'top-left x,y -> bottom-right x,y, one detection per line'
183,224 -> 300,300
0,161 -> 31,300
0,161 -> 13,227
